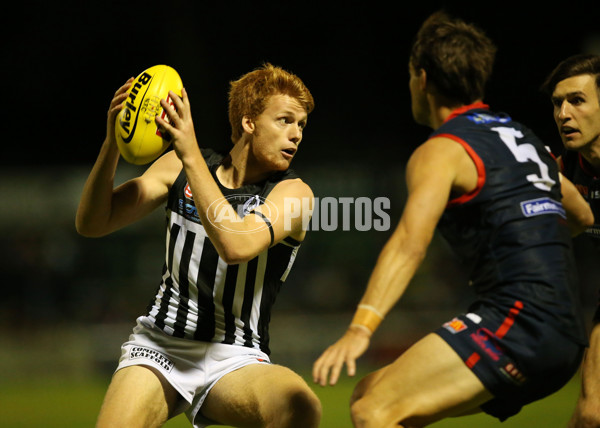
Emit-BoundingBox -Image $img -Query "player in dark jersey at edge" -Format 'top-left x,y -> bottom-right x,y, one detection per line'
76,64 -> 321,428
313,11 -> 594,427
542,54 -> 600,428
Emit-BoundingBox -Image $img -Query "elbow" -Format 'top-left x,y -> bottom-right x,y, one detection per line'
215,236 -> 266,265
75,223 -> 102,238
75,209 -> 93,237
569,211 -> 594,237
75,215 -> 107,238
577,206 -> 595,230
75,216 -> 91,237
219,254 -> 247,266
218,246 -> 241,265
388,225 -> 430,267
218,247 -> 256,265
583,211 -> 595,228
410,246 -> 428,266
402,242 -> 429,270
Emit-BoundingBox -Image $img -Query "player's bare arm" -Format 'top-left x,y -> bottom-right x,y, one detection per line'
313,137 -> 477,387
199,178 -> 314,263
559,170 -> 595,235
76,80 -> 180,237
556,155 -> 594,234
157,88 -> 314,264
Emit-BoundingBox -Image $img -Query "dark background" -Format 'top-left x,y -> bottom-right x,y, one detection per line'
7,1 -> 600,167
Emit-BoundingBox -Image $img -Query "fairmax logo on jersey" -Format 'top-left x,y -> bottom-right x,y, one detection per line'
520,197 -> 565,219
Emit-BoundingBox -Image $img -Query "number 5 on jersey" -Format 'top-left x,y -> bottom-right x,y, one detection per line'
492,126 -> 556,191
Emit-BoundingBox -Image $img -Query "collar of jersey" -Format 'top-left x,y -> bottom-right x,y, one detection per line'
444,101 -> 489,123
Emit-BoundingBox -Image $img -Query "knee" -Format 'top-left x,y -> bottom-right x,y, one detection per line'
350,368 -> 388,407
350,376 -> 394,428
351,396 -> 396,428
276,384 -> 322,428
351,395 -> 421,428
350,376 -> 369,406
350,397 -> 371,427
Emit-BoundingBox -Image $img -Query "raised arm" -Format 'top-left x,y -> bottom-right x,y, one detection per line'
156,88 -> 314,264
75,79 -> 181,237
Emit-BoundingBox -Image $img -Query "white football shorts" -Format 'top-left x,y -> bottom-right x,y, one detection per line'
115,316 -> 271,427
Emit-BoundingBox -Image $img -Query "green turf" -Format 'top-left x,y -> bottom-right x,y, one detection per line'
0,372 -> 581,427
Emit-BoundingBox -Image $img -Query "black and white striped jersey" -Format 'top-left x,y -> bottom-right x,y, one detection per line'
146,149 -> 303,355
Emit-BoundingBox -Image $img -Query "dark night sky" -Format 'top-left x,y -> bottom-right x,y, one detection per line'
6,1 -> 600,167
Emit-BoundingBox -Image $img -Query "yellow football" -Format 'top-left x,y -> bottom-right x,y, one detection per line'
115,65 -> 183,165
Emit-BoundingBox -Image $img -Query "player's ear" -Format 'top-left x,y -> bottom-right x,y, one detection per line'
242,116 -> 255,134
417,68 -> 427,90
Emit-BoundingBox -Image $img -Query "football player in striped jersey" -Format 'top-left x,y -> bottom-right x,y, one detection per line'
77,64 -> 321,428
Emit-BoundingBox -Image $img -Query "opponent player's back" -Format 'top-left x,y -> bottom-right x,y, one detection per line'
432,106 -> 586,344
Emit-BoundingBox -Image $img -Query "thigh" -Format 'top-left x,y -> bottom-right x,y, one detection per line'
354,333 -> 493,426
97,365 -> 181,428
200,363 -> 320,427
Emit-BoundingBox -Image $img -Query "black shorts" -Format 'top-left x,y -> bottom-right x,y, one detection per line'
435,297 -> 585,422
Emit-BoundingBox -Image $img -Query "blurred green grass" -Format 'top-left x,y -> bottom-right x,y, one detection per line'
0,371 -> 580,427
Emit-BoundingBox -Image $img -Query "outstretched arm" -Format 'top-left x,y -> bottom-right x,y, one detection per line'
312,138 -> 470,386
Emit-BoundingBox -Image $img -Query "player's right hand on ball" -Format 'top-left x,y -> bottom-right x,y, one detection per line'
106,78 -> 133,143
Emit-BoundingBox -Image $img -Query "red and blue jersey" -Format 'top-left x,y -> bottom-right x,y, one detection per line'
430,103 -> 586,345
560,150 -> 600,244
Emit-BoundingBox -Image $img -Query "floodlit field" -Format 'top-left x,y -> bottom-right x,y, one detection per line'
0,371 -> 580,427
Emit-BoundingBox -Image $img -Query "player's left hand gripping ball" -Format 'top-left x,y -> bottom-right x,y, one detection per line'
115,65 -> 183,165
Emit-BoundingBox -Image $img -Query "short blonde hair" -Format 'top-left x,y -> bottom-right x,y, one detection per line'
228,63 -> 315,143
